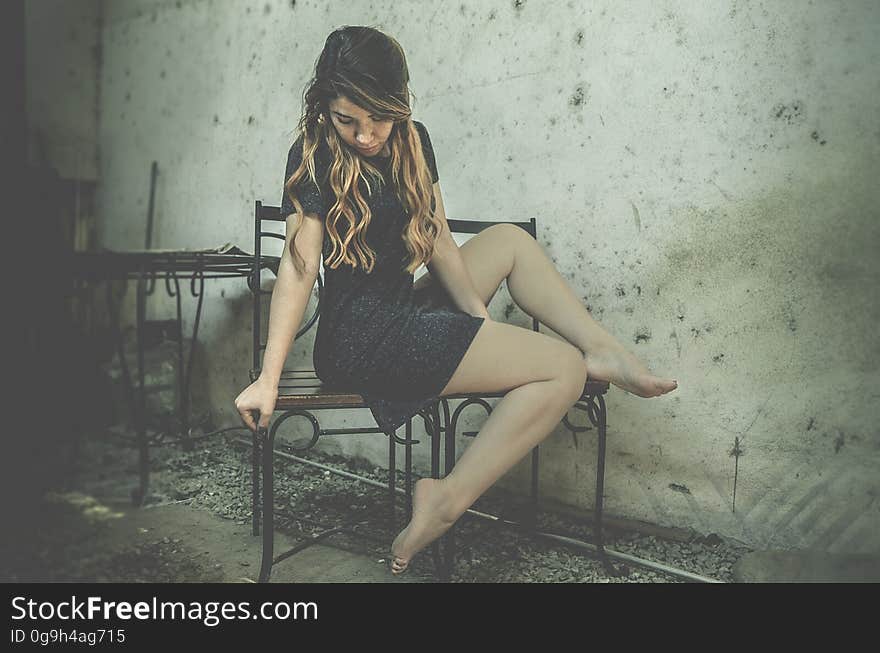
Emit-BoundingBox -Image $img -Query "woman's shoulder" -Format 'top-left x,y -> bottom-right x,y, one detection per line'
411,120 -> 436,151
412,119 -> 429,137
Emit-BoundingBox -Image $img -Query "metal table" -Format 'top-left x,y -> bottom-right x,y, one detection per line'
69,244 -> 278,505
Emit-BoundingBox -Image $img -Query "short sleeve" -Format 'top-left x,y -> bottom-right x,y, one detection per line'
280,135 -> 327,219
414,121 -> 439,184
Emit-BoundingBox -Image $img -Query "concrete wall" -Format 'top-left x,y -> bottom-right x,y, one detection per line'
25,0 -> 100,180
49,0 -> 879,552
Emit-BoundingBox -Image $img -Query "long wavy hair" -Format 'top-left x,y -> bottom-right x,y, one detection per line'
284,25 -> 442,277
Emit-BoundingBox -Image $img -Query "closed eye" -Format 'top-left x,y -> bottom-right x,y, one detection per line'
333,112 -> 391,125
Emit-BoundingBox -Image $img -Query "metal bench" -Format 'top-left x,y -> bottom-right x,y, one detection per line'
247,200 -> 613,582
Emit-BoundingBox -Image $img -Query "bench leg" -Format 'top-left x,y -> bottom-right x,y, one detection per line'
258,427 -> 275,583
427,402 -> 449,581
132,275 -> 150,507
388,427 -> 396,520
593,394 -> 624,575
405,419 -> 413,519
252,428 -> 261,536
441,400 -> 457,581
595,414 -> 606,554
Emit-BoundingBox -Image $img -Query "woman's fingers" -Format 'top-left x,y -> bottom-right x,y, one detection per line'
239,409 -> 256,432
236,402 -> 260,432
235,382 -> 276,433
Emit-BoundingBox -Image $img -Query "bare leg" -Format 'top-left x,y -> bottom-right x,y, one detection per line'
501,227 -> 677,397
417,225 -> 677,398
390,228 -> 679,572
392,373 -> 583,573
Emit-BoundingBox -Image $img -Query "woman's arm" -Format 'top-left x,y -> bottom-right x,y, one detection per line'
425,182 -> 490,320
258,212 -> 324,386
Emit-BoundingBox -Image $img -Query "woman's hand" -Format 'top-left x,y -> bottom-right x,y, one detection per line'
234,376 -> 279,433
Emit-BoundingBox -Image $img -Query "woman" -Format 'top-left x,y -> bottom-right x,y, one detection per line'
235,25 -> 678,575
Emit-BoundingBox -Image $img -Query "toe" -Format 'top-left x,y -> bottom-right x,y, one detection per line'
391,557 -> 409,574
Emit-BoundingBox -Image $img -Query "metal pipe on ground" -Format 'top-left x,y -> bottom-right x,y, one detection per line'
234,437 -> 724,584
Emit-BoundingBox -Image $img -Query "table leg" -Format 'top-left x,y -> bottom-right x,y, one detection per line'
132,273 -> 150,506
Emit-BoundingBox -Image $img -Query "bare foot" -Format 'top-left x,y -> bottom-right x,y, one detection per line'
390,478 -> 458,574
584,344 -> 678,398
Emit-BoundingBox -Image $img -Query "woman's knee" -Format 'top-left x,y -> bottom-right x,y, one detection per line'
556,344 -> 588,403
441,320 -> 584,397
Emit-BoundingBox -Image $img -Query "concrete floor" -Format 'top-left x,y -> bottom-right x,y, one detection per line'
5,491 -> 878,583
733,550 -> 880,583
1,494 -> 427,583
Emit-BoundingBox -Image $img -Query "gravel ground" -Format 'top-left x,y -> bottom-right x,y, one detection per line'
49,425 -> 751,583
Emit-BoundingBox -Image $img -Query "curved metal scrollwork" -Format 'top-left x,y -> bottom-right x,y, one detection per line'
268,409 -> 320,452
388,429 -> 420,446
190,270 -> 204,297
417,406 -> 436,436
183,275 -> 204,409
165,273 -> 178,297
562,393 -> 607,433
144,270 -> 157,295
449,397 -> 493,438
171,276 -> 182,325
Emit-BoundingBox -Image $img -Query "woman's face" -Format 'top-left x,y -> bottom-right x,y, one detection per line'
326,95 -> 394,157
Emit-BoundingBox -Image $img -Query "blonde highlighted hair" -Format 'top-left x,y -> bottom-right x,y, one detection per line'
284,26 -> 443,277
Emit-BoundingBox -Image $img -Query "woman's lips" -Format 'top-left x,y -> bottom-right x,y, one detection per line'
357,143 -> 380,153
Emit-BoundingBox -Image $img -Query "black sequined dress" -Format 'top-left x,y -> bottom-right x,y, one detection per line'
280,121 -> 485,435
